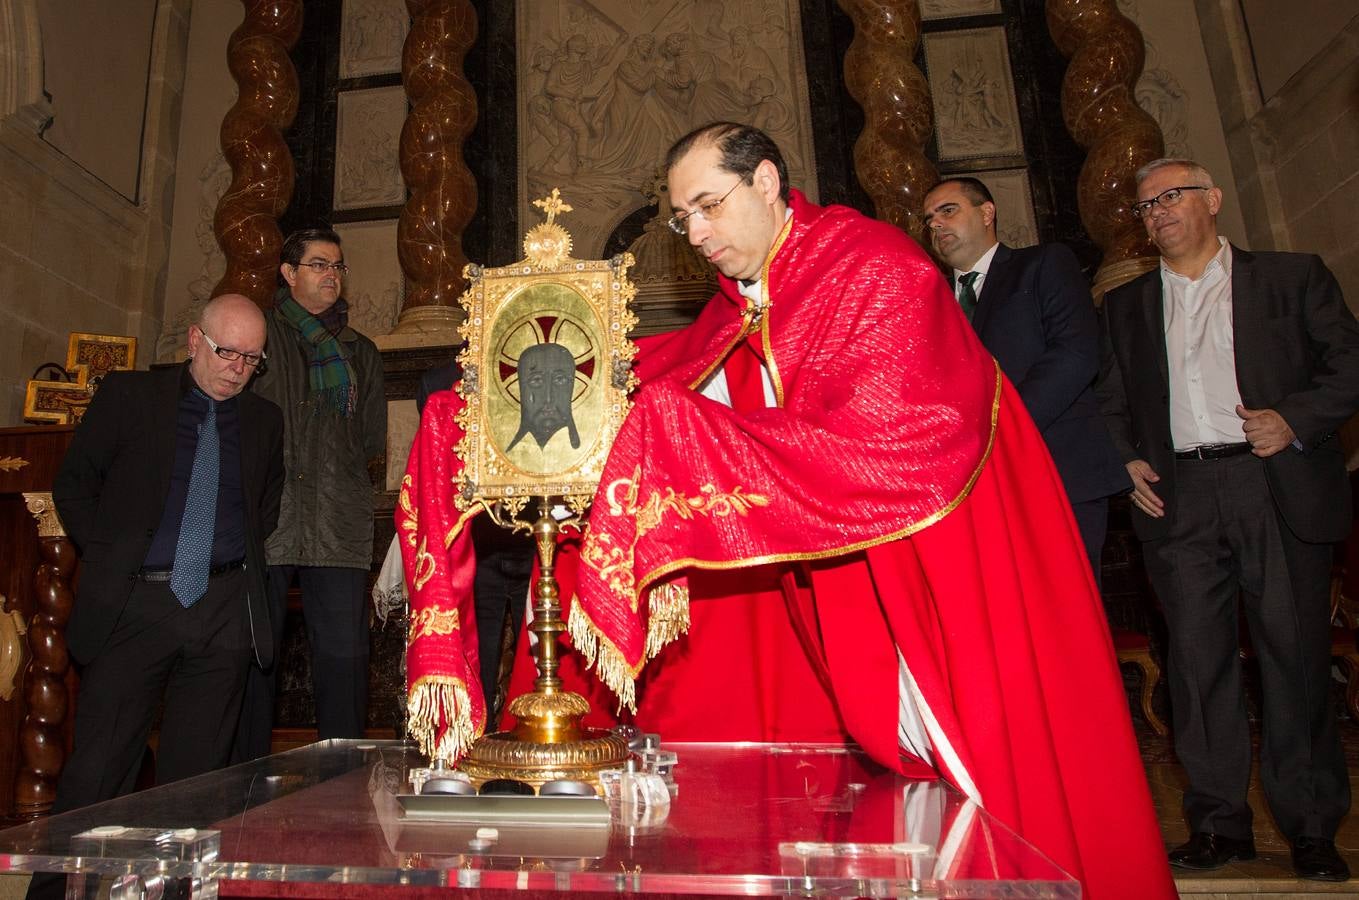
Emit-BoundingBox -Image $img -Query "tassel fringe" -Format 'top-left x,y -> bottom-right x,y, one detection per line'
566,581 -> 692,713
407,676 -> 480,764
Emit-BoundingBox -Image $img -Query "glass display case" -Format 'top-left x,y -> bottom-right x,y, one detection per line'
0,741 -> 1077,898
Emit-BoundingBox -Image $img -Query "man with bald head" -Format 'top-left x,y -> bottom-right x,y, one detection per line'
48,293 -> 284,812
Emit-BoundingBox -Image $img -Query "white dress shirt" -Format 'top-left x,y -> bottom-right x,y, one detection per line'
1163,237 -> 1244,449
952,242 -> 1000,303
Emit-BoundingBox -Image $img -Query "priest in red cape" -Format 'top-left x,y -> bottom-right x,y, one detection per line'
398,122 -> 1176,900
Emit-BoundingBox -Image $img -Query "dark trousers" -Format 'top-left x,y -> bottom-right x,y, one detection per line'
233,565 -> 368,761
1143,453 -> 1349,841
1070,496 -> 1110,589
474,548 -> 534,718
53,570 -> 252,812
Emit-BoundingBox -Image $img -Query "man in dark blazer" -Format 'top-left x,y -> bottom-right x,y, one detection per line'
1097,158 -> 1359,881
922,177 -> 1129,579
49,293 -> 284,813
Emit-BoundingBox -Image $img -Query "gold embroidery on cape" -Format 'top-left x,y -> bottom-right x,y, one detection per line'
586,466 -> 771,611
686,213 -> 794,393
412,536 -> 437,592
579,531 -> 636,610
398,475 -> 419,548
634,361 -> 1006,598
409,604 -> 460,643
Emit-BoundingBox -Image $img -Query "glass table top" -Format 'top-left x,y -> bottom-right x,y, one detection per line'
0,740 -> 1077,897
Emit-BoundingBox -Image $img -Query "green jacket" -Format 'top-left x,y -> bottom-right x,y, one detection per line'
252,304 -> 386,569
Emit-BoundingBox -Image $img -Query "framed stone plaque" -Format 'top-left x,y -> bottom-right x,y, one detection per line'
920,0 -> 1002,20
923,27 -> 1024,162
971,168 -> 1039,249
334,86 -> 407,211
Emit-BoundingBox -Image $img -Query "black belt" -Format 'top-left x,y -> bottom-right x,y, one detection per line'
139,559 -> 244,583
1174,442 -> 1252,460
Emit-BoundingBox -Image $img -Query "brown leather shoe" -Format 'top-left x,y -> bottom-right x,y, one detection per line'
1168,831 -> 1256,870
1293,837 -> 1350,882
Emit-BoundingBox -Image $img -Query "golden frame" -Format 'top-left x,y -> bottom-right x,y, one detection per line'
454,189 -> 638,517
23,332 -> 137,424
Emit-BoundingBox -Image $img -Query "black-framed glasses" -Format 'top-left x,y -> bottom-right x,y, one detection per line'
200,330 -> 267,368
667,179 -> 745,235
1131,186 -> 1209,219
293,260 -> 349,274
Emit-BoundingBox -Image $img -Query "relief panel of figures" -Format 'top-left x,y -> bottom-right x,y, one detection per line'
516,0 -> 820,258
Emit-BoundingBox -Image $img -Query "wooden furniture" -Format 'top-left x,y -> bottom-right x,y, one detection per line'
1113,628 -> 1168,736
0,425 -> 76,822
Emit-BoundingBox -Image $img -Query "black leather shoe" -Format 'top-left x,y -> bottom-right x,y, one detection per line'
1168,831 -> 1256,870
1293,837 -> 1350,882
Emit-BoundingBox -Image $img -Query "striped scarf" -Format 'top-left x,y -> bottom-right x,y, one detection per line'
277,294 -> 356,416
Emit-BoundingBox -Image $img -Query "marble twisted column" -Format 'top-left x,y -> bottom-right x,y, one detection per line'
1047,0 -> 1165,300
211,0 -> 303,308
393,0 -> 478,338
13,494 -> 75,819
837,0 -> 937,239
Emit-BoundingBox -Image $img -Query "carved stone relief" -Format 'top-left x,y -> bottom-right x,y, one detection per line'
340,0 -> 408,79
517,0 -> 819,259
923,27 -> 1022,162
973,168 -> 1038,249
335,85 -> 407,211
334,218 -> 403,337
919,0 -> 1000,20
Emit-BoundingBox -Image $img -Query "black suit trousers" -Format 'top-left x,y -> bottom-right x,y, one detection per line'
52,570 -> 252,814
1143,454 -> 1348,841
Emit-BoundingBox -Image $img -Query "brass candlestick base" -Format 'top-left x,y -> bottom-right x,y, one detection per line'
458,499 -> 629,788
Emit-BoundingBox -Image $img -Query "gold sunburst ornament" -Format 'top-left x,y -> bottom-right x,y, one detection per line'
523,188 -> 575,268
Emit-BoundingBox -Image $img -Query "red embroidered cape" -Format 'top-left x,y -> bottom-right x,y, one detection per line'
567,190 -> 998,700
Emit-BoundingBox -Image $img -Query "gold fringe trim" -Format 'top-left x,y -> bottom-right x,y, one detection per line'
644,580 -> 690,659
565,581 -> 693,712
407,675 -> 482,763
567,602 -> 640,712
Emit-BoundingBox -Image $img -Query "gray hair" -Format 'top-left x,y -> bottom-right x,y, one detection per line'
1135,158 -> 1215,189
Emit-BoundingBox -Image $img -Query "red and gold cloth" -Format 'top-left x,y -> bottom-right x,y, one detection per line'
560,191 -> 1176,900
396,391 -> 486,762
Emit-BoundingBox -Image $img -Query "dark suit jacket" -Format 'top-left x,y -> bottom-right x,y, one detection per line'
968,242 -> 1129,503
416,360 -> 460,413
53,365 -> 285,666
1097,247 -> 1359,543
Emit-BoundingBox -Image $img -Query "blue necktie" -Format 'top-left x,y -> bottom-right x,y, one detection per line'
171,396 -> 218,608
957,271 -> 981,321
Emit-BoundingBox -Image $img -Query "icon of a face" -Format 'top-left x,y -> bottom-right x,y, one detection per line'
506,342 -> 580,452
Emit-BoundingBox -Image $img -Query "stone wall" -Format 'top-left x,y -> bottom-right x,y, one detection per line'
0,0 -> 189,425
1196,1 -> 1359,304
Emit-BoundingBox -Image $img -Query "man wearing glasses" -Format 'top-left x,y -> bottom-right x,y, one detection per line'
1098,158 -> 1359,880
43,294 -> 283,828
403,122 -> 1176,899
233,226 -> 387,761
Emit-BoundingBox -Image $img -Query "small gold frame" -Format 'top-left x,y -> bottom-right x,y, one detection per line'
453,189 -> 638,519
23,332 -> 137,424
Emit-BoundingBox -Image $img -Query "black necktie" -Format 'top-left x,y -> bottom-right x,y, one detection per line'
957,271 -> 980,321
